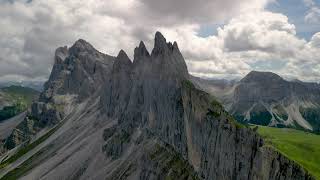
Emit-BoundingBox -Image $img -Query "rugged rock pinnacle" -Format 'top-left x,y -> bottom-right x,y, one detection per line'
113,50 -> 132,73
69,39 -> 96,55
134,41 -> 150,61
152,31 -> 170,55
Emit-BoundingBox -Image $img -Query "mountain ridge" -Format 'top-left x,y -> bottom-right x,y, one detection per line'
0,32 -> 314,180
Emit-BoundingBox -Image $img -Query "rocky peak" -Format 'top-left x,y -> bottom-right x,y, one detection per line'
40,39 -> 115,103
113,50 -> 132,72
69,39 -> 97,55
148,32 -> 188,78
173,41 -> 179,50
134,41 -> 150,61
151,31 -> 170,56
241,71 -> 285,84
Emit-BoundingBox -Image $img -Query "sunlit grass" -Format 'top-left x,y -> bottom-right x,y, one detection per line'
254,126 -> 320,179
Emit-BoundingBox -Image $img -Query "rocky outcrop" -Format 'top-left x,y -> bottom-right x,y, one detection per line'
1,39 -> 115,152
36,39 -> 114,122
31,39 -> 113,129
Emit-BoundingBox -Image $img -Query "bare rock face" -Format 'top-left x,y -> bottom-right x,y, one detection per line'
41,39 -> 115,102
99,32 -> 314,180
34,39 -> 115,124
235,71 -> 289,107
2,39 -> 115,152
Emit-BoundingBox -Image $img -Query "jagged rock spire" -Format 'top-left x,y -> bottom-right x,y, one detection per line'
134,41 -> 150,62
154,31 -> 167,46
173,41 -> 179,51
69,39 -> 97,55
152,31 -> 170,55
113,50 -> 132,73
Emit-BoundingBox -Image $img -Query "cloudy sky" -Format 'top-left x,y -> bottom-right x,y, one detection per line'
1,0 -> 320,83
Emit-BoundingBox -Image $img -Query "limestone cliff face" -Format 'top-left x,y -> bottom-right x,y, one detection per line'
99,32 -> 314,180
41,40 -> 114,102
32,39 -> 115,126
3,40 -> 115,151
181,83 -> 312,180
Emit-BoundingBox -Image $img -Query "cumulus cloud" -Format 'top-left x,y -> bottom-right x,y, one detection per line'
0,0 -> 273,81
218,12 -> 300,52
140,0 -> 272,24
156,11 -> 320,81
304,0 -> 320,24
214,11 -> 320,81
0,0 -> 140,81
305,7 -> 320,24
0,0 -> 320,83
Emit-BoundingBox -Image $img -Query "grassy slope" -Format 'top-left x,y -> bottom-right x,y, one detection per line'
255,126 -> 320,179
0,121 -> 63,179
0,86 -> 39,121
1,85 -> 39,106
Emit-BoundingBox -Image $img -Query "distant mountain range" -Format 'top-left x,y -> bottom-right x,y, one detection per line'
0,81 -> 44,92
192,71 -> 320,133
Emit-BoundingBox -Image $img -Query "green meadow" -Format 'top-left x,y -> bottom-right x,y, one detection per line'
255,126 -> 320,179
0,86 -> 39,121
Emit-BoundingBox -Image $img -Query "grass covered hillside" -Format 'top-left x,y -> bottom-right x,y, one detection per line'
0,86 -> 39,122
254,126 -> 320,179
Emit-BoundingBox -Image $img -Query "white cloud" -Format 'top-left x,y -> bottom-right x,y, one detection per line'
305,7 -> 320,24
139,0 -> 272,24
309,32 -> 320,47
0,0 -> 320,83
304,0 -> 315,7
217,11 -> 320,82
0,0 -> 273,81
156,11 -> 320,81
0,0 -> 140,80
218,12 -> 300,53
304,0 -> 320,24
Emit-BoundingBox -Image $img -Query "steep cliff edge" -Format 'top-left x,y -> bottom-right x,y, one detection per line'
0,32 -> 315,180
99,32 -> 313,179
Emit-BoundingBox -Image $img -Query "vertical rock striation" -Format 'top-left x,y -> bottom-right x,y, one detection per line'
100,32 -> 314,179
2,39 -> 115,152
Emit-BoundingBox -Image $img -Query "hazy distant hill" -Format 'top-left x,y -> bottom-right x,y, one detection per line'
0,81 -> 44,92
0,85 -> 39,122
192,71 -> 320,133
